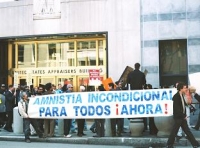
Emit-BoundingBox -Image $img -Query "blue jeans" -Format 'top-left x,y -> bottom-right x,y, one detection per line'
70,119 -> 76,132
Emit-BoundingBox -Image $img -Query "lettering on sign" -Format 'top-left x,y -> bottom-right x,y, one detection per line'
28,88 -> 177,119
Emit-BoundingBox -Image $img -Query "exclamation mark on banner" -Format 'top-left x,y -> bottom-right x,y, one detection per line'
165,104 -> 168,114
116,104 -> 118,115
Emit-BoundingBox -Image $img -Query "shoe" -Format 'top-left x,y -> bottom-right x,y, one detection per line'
166,145 -> 174,148
25,139 -> 31,143
31,133 -> 37,136
64,134 -> 72,138
77,134 -> 82,137
39,134 -> 45,138
93,135 -> 100,137
193,146 -> 200,148
192,126 -> 199,130
81,133 -> 86,136
4,127 -> 13,132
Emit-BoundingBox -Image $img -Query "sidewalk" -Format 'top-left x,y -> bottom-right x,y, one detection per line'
0,121 -> 200,148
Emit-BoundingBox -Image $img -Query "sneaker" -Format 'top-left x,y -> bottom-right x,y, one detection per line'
64,134 -> 72,138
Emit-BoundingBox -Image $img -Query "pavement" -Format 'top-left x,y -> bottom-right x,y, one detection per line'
0,119 -> 200,148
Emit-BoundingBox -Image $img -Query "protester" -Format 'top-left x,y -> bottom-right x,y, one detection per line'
166,82 -> 199,148
0,90 -> 6,128
4,85 -> 16,132
188,86 -> 200,131
18,91 -> 43,143
43,83 -> 55,138
93,85 -> 105,137
127,63 -> 147,130
63,84 -> 73,138
76,85 -> 86,137
108,82 -> 122,137
127,62 -> 146,90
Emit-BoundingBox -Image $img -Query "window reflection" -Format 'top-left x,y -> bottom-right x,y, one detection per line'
18,44 -> 35,68
98,40 -> 104,66
77,41 -> 96,66
37,42 -> 74,67
160,40 -> 187,75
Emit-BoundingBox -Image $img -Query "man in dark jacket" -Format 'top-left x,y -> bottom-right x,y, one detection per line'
166,82 -> 199,148
127,63 -> 146,90
127,63 -> 147,130
4,85 -> 16,132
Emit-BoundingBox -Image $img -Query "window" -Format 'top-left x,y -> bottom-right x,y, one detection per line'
18,44 -> 35,68
159,39 -> 188,87
38,42 -> 75,67
77,41 -> 96,66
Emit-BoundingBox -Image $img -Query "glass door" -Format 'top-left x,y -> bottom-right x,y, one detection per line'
38,77 -> 55,86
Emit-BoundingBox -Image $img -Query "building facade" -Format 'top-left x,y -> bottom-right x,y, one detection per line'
0,0 -> 200,90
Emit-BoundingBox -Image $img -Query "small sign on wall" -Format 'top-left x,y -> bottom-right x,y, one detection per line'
33,0 -> 61,20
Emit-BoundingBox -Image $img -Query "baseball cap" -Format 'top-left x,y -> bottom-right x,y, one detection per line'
67,84 -> 73,89
1,84 -> 5,87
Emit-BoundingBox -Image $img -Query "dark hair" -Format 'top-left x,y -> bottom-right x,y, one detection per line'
147,84 -> 152,89
62,84 -> 67,92
8,85 -> 13,88
134,63 -> 140,70
177,82 -> 186,91
45,83 -> 52,91
98,85 -> 105,91
108,82 -> 114,88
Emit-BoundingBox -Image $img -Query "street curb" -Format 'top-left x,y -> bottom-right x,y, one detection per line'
0,136 -> 192,147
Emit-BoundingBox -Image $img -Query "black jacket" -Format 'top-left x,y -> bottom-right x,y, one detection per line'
194,93 -> 200,102
172,92 -> 187,119
5,90 -> 15,112
127,69 -> 146,90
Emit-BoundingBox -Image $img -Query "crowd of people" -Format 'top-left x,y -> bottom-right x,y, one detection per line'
0,63 -> 200,147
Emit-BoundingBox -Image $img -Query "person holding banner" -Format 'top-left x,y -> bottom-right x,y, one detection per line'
43,83 -> 55,138
63,84 -> 73,138
76,85 -> 86,137
18,91 -> 44,143
93,85 -> 105,137
109,82 -> 122,137
166,82 -> 199,148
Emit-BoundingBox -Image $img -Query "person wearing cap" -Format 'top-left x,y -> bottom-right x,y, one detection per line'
0,84 -> 6,95
76,85 -> 86,137
18,91 -> 44,143
63,84 -> 74,138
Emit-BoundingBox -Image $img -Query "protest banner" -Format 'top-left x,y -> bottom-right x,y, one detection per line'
14,72 -> 19,88
28,88 -> 176,119
89,69 -> 101,86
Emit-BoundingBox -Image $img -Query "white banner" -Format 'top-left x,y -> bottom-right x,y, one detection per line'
28,88 -> 177,119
